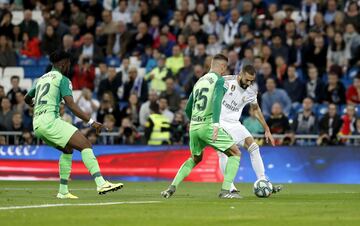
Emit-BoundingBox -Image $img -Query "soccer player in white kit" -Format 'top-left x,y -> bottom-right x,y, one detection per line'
218,65 -> 281,193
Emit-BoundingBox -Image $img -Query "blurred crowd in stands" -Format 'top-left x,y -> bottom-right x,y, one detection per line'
1,0 -> 360,146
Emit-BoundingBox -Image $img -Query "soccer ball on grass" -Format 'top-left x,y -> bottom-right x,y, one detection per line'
253,179 -> 273,198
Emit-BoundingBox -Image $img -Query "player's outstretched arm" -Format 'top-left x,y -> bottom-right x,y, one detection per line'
251,103 -> 275,146
63,95 -> 104,134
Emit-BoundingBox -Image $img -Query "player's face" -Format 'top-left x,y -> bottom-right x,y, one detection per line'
238,72 -> 255,89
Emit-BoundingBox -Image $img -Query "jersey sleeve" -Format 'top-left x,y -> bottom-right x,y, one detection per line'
60,77 -> 73,98
212,77 -> 226,124
249,84 -> 258,104
185,92 -> 194,119
27,82 -> 37,98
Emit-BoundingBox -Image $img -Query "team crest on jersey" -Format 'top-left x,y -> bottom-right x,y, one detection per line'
231,85 -> 235,91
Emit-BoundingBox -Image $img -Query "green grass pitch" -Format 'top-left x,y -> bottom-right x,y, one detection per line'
0,181 -> 359,226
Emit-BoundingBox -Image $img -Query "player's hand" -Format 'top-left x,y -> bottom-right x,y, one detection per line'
212,125 -> 219,142
91,121 -> 106,135
265,130 -> 275,146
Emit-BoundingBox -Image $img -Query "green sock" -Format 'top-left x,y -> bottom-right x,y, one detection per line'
222,156 -> 240,190
171,158 -> 196,187
81,148 -> 106,187
59,153 -> 72,194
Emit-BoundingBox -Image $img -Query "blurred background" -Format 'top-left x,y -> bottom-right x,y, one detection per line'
0,0 -> 359,184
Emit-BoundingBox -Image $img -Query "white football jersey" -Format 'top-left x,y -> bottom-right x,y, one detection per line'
220,75 -> 258,123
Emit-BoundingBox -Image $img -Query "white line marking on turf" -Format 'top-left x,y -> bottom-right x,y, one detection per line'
0,188 -> 94,191
0,201 -> 161,211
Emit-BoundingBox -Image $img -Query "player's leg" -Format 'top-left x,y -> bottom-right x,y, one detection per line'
56,145 -> 78,199
243,137 -> 282,194
210,128 -> 242,198
67,130 -> 123,194
161,129 -> 204,198
217,151 -> 238,192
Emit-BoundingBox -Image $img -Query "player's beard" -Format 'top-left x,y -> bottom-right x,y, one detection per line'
239,77 -> 248,89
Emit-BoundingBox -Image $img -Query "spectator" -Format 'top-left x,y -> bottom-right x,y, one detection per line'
346,73 -> 360,104
20,32 -> 41,58
205,34 -> 222,56
49,15 -> 69,39
327,32 -> 350,71
271,33 -> 289,63
13,91 -> 27,113
344,1 -> 360,30
80,14 -> 96,36
306,35 -> 328,75
223,9 -> 242,46
120,93 -> 140,127
0,35 -> 16,67
139,89 -> 159,127
70,1 -> 86,27
19,10 -> 39,39
261,45 -> 276,70
178,56 -> 194,88
165,45 -> 184,75
144,101 -> 171,145
184,64 -> 203,96
288,35 -> 305,68
170,112 -> 188,144
0,10 -> 14,39
266,102 -> 292,145
339,104 -> 357,136
20,129 -> 35,145
112,0 -> 131,24
306,66 -> 325,103
98,67 -> 123,101
119,58 -> 130,82
75,33 -> 104,65
0,86 -> 5,101
0,97 -> 14,131
69,23 -> 82,48
94,63 -> 108,93
343,23 -> 360,64
275,56 -> 287,82
292,97 -> 317,134
121,67 -> 148,103
192,43 -> 207,65
323,71 -> 346,105
75,88 -> 99,124
97,10 -> 118,55
8,112 -> 23,144
159,95 -> 174,122
203,11 -> 224,43
169,10 -> 185,36
243,107 -> 264,134
100,114 -> 119,144
148,15 -> 161,40
283,65 -> 305,104
158,33 -> 176,57
71,57 -> 96,91
146,54 -> 172,92
161,77 -> 181,112
184,34 -> 198,57
41,25 -> 61,56
318,103 -> 343,145
119,117 -> 140,144
227,50 -> 241,75
96,91 -> 122,127
257,62 -> 277,94
323,0 -> 338,25
129,22 -> 153,55
109,21 -> 132,58
261,78 -> 292,118
7,76 -> 27,105
12,25 -> 22,53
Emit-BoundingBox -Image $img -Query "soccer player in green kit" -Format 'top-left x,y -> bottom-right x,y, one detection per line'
24,50 -> 123,199
161,54 -> 242,199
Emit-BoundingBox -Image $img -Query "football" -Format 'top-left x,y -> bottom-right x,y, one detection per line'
253,179 -> 273,198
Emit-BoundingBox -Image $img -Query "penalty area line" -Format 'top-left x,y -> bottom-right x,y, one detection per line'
0,201 -> 161,211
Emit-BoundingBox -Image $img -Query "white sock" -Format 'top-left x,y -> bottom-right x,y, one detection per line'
217,151 -> 237,191
247,143 -> 266,180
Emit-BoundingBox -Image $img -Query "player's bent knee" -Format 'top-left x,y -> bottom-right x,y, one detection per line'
229,145 -> 241,157
247,143 -> 259,153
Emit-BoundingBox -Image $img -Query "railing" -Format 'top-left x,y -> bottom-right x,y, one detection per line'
1,131 -> 360,146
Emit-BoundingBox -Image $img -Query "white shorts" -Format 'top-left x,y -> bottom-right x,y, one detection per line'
220,121 -> 252,147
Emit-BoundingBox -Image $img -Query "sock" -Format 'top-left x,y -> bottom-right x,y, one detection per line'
218,152 -> 237,191
248,143 -> 266,180
81,148 -> 106,187
222,156 -> 240,190
171,158 -> 196,187
59,153 -> 72,194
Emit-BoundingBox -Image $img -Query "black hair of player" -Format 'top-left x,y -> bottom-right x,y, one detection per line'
49,50 -> 72,77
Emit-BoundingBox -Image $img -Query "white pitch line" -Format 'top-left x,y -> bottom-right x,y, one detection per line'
0,201 -> 161,211
0,188 -> 94,191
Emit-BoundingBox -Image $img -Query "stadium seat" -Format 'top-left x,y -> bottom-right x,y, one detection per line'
37,56 -> 50,66
0,79 -> 11,93
3,67 -> 25,80
18,56 -> 37,66
23,66 -> 46,78
21,78 -> 33,91
341,78 -> 353,88
315,104 -> 329,117
106,57 -> 121,67
11,11 -> 23,25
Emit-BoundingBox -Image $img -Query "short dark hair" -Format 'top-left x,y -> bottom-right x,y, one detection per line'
149,101 -> 160,114
11,75 -> 20,81
242,65 -> 256,76
49,50 -> 71,63
212,54 -> 228,63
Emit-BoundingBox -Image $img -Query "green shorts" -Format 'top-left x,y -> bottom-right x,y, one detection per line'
189,124 -> 235,156
34,116 -> 78,149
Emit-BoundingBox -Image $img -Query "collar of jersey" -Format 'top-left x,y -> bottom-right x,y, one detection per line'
51,67 -> 61,73
209,71 -> 221,77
